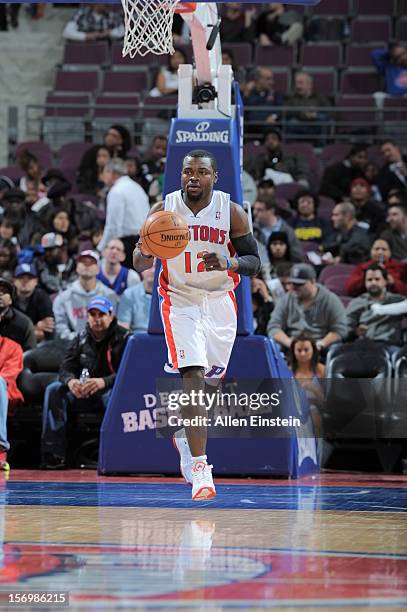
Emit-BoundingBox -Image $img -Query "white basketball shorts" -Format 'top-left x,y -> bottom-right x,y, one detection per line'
160,291 -> 237,378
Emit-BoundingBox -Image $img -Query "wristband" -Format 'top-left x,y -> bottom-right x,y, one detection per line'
224,256 -> 231,270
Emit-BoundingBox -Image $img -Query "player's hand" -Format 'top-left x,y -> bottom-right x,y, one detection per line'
81,378 -> 106,397
251,278 -> 270,302
198,251 -> 228,272
137,238 -> 152,257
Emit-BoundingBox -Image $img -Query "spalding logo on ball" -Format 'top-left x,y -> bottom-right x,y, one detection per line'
140,211 -> 189,259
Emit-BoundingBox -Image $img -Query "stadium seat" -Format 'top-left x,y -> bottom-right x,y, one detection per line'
141,95 -> 177,119
300,44 -> 342,68
318,195 -> 335,221
384,98 -> 407,122
58,142 -> 93,168
350,18 -> 392,44
341,69 -> 381,95
282,142 -> 322,190
111,42 -> 156,69
102,70 -> 149,94
45,94 -> 91,118
302,68 -> 337,97
310,0 -> 351,15
346,44 -> 379,68
396,17 -> 407,41
223,43 -> 253,67
275,182 -> 304,202
323,273 -> 350,296
62,42 -> 110,69
339,295 -> 352,307
15,141 -> 53,169
0,165 -> 23,183
255,67 -> 290,93
336,96 -> 377,132
255,46 -> 297,68
355,0 -> 396,15
94,94 -> 141,119
321,143 -> 351,167
243,142 -> 266,161
54,70 -> 100,94
43,95 -> 91,149
319,263 -> 355,285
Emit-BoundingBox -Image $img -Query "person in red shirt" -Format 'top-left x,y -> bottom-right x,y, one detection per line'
0,335 -> 24,470
345,238 -> 407,297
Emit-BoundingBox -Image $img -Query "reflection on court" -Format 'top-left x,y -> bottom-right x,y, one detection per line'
0,471 -> 405,609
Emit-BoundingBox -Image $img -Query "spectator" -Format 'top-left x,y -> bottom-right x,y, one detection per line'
322,202 -> 371,265
48,208 -> 78,255
98,239 -> 140,296
381,204 -> 407,262
386,188 -> 407,208
0,277 -> 36,351
0,176 -> 14,205
117,262 -> 155,332
125,155 -> 150,194
372,43 -> 407,97
221,49 -> 247,85
13,264 -> 54,343
219,3 -> 256,43
98,159 -> 150,266
345,238 -> 407,297
350,178 -> 386,235
320,144 -> 369,202
290,190 -> 332,244
251,276 -> 273,336
256,3 -> 303,46
262,230 -> 302,293
267,263 -> 347,351
252,199 -> 303,263
37,233 -> 77,295
345,263 -> 405,346
377,141 -> 407,200
243,68 -> 284,127
2,188 -> 45,248
63,4 -> 125,42
246,128 -> 311,187
0,218 -> 18,248
53,250 -> 117,341
149,48 -> 187,97
77,145 -> 111,196
257,179 -> 276,205
0,335 -> 24,471
285,71 -> 332,143
17,150 -> 46,199
41,296 -> 130,469
141,135 -> 168,187
0,238 -> 18,281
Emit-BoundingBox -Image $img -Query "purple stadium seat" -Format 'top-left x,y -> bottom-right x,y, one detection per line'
398,0 -> 407,13
243,143 -> 266,161
351,18 -> 391,44
311,0 -> 351,15
339,295 -> 352,307
300,44 -> 342,68
223,43 -> 252,67
142,95 -> 177,119
323,273 -> 351,296
111,41 -> 165,68
255,46 -> 296,68
321,143 -> 350,167
319,263 -> 356,285
355,0 -> 396,15
102,70 -> 149,94
58,142 -> 93,167
127,145 -> 141,158
336,95 -> 376,126
45,94 -> 91,118
384,98 -> 407,122
58,165 -> 78,188
275,182 -> 304,202
63,42 -> 109,68
396,17 -> 407,41
367,145 -> 385,167
94,94 -> 141,118
304,69 -> 336,96
0,166 -> 23,183
54,70 -> 100,94
275,196 -> 294,218
341,70 -> 381,95
282,142 -> 321,190
346,45 -> 378,68
269,68 -> 291,94
15,141 -> 53,169
318,195 -> 335,221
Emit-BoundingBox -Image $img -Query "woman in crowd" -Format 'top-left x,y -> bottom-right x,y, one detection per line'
0,238 -> 18,280
77,145 -> 111,196
18,150 -> 47,202
149,48 -> 187,97
48,208 -> 78,255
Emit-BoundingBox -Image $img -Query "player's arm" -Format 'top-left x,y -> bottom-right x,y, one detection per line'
133,201 -> 163,273
200,202 -> 261,276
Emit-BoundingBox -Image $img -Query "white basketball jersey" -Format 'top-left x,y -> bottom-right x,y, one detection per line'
158,189 -> 240,305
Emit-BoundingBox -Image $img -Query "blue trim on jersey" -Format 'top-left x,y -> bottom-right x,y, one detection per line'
97,266 -> 129,296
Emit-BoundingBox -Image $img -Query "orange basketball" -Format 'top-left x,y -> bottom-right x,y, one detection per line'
140,210 -> 190,260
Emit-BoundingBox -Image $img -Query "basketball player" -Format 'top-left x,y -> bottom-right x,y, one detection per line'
133,149 -> 260,500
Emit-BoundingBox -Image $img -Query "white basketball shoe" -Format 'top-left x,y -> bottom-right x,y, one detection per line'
191,458 -> 216,501
172,429 -> 193,484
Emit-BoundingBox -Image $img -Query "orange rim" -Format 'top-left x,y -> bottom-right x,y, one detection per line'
174,2 -> 196,14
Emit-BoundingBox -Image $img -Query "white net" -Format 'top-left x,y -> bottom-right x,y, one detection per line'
121,0 -> 181,57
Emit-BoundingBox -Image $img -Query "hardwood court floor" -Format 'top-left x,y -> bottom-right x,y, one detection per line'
0,470 -> 405,610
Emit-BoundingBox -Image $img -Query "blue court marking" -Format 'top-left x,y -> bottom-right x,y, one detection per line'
3,482 -> 407,511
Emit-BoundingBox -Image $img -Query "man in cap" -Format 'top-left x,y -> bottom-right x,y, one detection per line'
41,295 -> 130,469
53,250 -> 117,340
37,232 -> 77,295
0,277 -> 36,351
13,264 -> 54,343
267,263 -> 347,352
320,144 -> 369,202
349,177 -> 386,235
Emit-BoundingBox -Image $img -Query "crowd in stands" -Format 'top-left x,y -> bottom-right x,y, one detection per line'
0,1 -> 406,469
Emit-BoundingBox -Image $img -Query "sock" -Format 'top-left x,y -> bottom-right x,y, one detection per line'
192,454 -> 207,463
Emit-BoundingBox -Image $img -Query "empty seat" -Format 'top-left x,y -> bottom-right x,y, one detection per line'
45,94 -> 91,118
355,0 -> 396,15
351,18 -> 391,44
63,42 -> 109,68
311,0 -> 351,15
318,196 -> 335,221
58,142 -> 93,167
255,46 -> 296,68
302,69 -> 337,96
94,94 -> 141,118
396,17 -> 407,41
300,44 -> 342,67
102,70 -> 149,94
346,44 -> 378,68
336,95 -> 376,129
321,143 -> 351,167
319,263 -> 356,285
243,143 -> 266,161
111,41 -> 157,69
275,182 -> 304,202
15,141 -> 53,169
341,69 -> 381,95
324,273 -> 350,296
222,43 -> 252,67
0,166 -> 23,183
54,70 -> 100,94
384,97 -> 407,122
141,95 -> 177,119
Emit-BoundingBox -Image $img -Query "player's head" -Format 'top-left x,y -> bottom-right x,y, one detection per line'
181,150 -> 218,202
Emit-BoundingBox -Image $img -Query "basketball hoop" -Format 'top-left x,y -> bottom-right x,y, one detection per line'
121,0 -> 196,58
